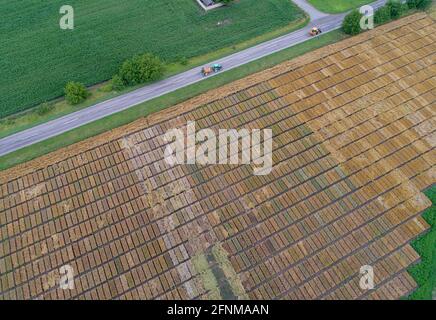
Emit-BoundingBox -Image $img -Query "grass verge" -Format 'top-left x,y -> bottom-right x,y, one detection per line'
408,186 -> 436,300
0,30 -> 347,171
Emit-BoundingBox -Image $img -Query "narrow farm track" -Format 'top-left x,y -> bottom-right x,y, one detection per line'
0,0 -> 388,157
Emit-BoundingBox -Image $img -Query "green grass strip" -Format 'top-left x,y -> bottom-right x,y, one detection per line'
408,186 -> 436,300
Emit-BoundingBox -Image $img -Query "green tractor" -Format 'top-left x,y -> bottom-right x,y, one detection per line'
201,63 -> 223,76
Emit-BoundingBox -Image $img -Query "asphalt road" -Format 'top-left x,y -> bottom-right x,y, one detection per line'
0,0 -> 387,157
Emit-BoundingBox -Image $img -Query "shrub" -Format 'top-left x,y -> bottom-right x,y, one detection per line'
406,0 -> 431,9
64,81 -> 89,105
406,0 -> 419,8
118,53 -> 164,86
179,57 -> 188,66
111,74 -> 125,91
36,102 -> 54,116
387,0 -> 403,19
374,6 -> 392,24
342,10 -> 364,35
416,0 -> 432,9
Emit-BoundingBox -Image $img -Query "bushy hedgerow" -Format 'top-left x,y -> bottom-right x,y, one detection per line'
406,0 -> 419,8
110,74 -> 125,91
374,6 -> 392,24
118,53 -> 164,86
407,0 -> 432,9
418,0 -> 432,9
374,0 -> 431,27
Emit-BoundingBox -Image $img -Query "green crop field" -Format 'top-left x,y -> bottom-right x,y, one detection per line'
308,0 -> 373,13
0,0 -> 305,118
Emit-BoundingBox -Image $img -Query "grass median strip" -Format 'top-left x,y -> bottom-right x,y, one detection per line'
0,30 -> 347,171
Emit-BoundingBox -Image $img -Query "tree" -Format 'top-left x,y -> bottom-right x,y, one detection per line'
118,53 -> 164,86
386,0 -> 403,19
406,0 -> 419,8
374,6 -> 392,24
64,81 -> 89,105
342,10 -> 364,35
